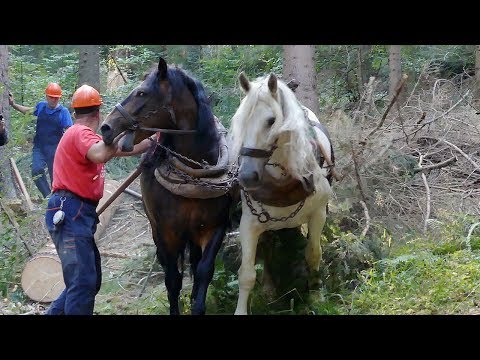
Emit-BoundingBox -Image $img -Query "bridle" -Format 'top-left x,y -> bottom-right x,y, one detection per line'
239,143 -> 277,159
114,102 -> 197,135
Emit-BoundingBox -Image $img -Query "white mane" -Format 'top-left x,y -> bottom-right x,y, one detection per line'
229,74 -> 324,185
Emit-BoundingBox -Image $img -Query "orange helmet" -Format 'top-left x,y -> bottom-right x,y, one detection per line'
45,82 -> 62,98
71,84 -> 103,108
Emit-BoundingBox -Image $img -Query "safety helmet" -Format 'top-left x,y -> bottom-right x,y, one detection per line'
45,82 -> 62,98
71,84 -> 103,108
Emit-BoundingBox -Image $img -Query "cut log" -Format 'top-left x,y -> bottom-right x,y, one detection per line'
21,241 -> 64,303
95,179 -> 125,241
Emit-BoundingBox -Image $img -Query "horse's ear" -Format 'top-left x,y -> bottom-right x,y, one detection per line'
158,57 -> 168,79
239,72 -> 250,93
268,73 -> 277,95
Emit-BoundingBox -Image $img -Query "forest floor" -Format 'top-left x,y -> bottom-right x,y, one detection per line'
0,178 -> 178,315
2,178 -> 480,316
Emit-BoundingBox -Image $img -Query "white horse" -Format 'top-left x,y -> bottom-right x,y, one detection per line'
228,72 -> 335,315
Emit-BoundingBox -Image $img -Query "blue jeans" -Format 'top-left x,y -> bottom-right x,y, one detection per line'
32,145 -> 56,198
44,192 -> 101,315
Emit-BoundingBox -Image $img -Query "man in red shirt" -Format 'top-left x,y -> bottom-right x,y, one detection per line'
44,84 -> 152,315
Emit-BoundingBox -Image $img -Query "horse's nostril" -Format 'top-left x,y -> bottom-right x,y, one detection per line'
252,171 -> 259,182
100,124 -> 111,135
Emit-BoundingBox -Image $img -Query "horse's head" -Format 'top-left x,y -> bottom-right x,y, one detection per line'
101,57 -> 180,152
230,72 -> 292,190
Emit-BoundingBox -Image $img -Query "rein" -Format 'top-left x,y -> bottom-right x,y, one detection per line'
114,103 -> 197,135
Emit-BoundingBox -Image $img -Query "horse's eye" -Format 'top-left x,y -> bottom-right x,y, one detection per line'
266,117 -> 275,127
138,91 -> 145,97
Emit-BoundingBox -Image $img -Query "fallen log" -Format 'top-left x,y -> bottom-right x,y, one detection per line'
10,157 -> 34,212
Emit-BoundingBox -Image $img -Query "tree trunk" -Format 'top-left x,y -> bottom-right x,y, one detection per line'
78,45 -> 100,92
357,45 -> 372,96
283,45 -> 320,115
388,45 -> 404,104
0,45 -> 17,199
186,45 -> 202,72
475,45 -> 480,103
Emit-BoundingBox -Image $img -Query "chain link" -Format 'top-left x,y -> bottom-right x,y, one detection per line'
243,190 -> 305,223
158,143 -> 207,168
166,161 -> 239,194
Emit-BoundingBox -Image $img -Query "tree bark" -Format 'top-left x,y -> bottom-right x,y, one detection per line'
0,45 -> 17,199
388,45 -> 405,104
283,45 -> 320,115
356,45 -> 372,96
475,45 -> 480,103
78,45 -> 100,92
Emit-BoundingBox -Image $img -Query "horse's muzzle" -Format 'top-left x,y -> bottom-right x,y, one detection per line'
100,123 -> 114,145
238,171 -> 262,190
119,131 -> 135,152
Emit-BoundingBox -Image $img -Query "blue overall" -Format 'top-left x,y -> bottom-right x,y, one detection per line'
44,192 -> 101,315
32,102 -> 73,197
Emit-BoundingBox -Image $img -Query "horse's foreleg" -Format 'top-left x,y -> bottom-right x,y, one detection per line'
234,217 -> 262,315
305,204 -> 327,272
162,250 -> 183,315
190,225 -> 226,315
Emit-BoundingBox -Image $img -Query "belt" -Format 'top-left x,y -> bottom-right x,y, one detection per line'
54,189 -> 99,207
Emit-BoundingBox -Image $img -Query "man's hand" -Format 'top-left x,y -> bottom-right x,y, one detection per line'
8,93 -> 14,106
0,118 -> 5,133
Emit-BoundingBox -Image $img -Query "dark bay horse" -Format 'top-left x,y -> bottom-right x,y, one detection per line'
100,58 -> 236,315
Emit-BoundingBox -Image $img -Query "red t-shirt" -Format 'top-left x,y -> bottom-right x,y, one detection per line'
52,124 -> 106,201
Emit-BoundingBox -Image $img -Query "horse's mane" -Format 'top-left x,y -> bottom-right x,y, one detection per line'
230,74 -> 322,183
139,64 -> 219,160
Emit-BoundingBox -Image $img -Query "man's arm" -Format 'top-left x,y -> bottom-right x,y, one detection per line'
115,137 -> 153,157
9,93 -> 34,115
86,134 -> 154,164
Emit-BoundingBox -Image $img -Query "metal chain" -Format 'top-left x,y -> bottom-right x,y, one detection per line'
167,161 -> 239,193
158,143 -> 207,168
243,190 -> 305,223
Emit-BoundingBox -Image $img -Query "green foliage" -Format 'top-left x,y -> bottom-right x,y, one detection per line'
105,155 -> 143,181
348,249 -> 480,315
0,212 -> 30,300
0,216 -> 16,297
8,49 -> 78,149
197,45 -> 282,127
206,256 -> 239,314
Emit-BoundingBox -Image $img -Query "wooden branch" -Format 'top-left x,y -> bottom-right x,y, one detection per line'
97,167 -> 142,216
441,139 -> 480,171
421,136 -> 480,171
0,199 -> 33,256
359,200 -> 370,237
409,90 -> 470,136
314,139 -> 342,182
137,253 -> 157,298
419,155 -> 431,234
361,73 -> 408,144
465,222 -> 480,251
99,251 -> 135,259
351,141 -> 367,203
9,158 -> 34,212
124,187 -> 142,199
413,156 -> 457,173
108,53 -> 128,84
